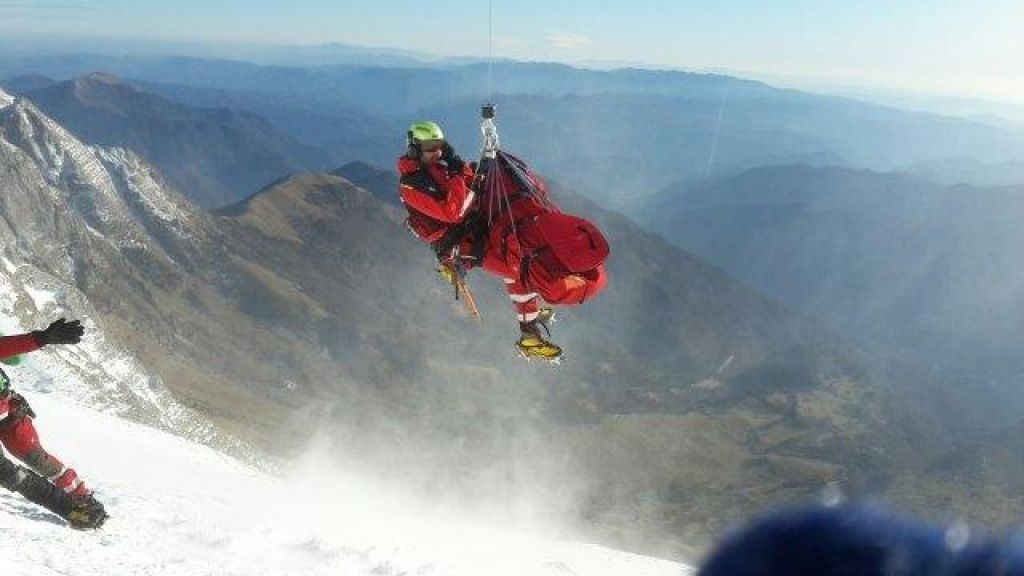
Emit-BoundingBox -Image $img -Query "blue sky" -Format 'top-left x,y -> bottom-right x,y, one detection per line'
1,0 -> 1021,102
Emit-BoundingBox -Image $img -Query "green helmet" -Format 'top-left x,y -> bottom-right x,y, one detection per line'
407,120 -> 444,145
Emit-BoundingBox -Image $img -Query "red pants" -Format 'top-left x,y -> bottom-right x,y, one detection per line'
0,417 -> 90,497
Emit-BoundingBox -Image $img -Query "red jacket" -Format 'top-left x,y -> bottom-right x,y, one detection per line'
396,156 -> 476,244
0,333 -> 40,360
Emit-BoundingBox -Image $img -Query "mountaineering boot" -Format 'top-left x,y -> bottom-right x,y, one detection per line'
516,331 -> 563,361
66,492 -> 108,530
2,454 -> 108,529
516,315 -> 562,362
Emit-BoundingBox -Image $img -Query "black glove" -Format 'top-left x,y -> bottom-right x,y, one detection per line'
33,318 -> 85,346
441,141 -> 465,173
8,392 -> 35,420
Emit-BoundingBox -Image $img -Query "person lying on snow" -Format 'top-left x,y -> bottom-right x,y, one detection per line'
0,318 -> 107,529
396,120 -> 607,362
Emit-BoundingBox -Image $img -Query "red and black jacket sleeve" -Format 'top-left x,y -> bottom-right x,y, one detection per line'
0,333 -> 41,361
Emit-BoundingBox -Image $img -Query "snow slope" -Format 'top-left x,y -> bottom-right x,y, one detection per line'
1,385 -> 691,575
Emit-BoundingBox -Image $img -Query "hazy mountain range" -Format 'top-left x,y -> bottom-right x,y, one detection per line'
4,55 -> 1023,212
642,165 -> 1024,432
4,72 -> 332,208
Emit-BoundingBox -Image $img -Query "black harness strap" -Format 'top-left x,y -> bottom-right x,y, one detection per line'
400,170 -> 444,201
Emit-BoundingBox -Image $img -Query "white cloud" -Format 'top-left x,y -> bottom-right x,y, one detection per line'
547,32 -> 591,51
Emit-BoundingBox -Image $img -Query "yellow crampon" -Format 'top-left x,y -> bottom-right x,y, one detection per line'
515,333 -> 563,362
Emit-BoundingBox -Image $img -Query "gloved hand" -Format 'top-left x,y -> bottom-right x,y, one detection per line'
441,141 -> 465,173
33,318 -> 85,346
7,392 -> 35,420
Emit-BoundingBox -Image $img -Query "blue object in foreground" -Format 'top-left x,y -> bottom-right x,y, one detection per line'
700,504 -> 1024,576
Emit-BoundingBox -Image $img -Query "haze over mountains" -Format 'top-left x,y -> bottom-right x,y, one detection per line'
641,165 -> 1024,431
4,54 -> 1023,211
2,44 -> 1024,559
